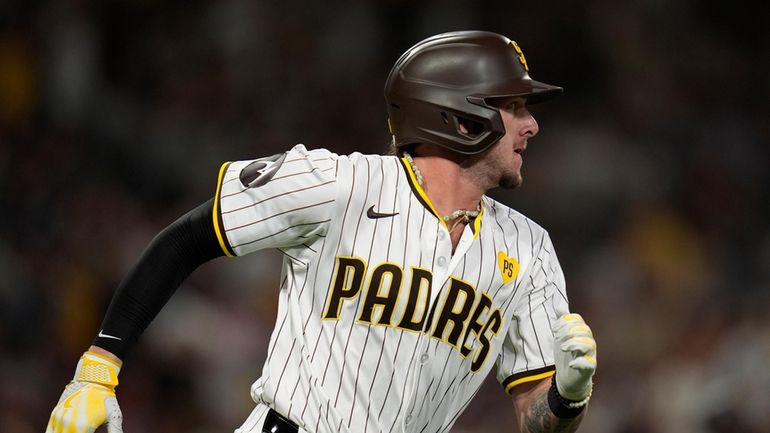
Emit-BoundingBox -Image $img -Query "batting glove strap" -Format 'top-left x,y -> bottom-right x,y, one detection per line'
75,351 -> 121,388
547,376 -> 590,419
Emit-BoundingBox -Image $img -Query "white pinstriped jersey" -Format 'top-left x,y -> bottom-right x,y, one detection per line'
213,144 -> 570,433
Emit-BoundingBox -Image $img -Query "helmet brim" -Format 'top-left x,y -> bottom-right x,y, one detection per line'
524,79 -> 564,104
478,79 -> 563,107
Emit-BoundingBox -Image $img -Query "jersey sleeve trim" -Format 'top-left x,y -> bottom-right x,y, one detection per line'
213,161 -> 236,257
502,365 -> 555,394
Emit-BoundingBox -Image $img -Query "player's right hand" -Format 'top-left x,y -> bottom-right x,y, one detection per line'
552,313 -> 597,402
46,351 -> 123,433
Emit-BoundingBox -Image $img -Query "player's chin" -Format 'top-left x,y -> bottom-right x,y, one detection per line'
499,172 -> 523,189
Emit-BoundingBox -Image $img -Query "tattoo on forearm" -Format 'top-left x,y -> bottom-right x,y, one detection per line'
523,389 -> 584,433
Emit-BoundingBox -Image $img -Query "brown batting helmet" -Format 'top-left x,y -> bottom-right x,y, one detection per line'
385,31 -> 563,155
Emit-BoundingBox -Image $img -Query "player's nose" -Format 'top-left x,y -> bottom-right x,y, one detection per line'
522,110 -> 539,138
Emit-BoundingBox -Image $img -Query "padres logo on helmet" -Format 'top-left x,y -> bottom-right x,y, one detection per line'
510,40 -> 529,71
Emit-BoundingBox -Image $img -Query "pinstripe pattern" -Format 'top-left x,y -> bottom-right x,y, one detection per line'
222,145 -> 570,433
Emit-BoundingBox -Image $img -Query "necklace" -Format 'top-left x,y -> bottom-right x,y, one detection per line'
403,152 -> 480,232
403,151 -> 424,186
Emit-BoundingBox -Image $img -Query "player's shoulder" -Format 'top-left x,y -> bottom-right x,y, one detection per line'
289,145 -> 395,165
281,146 -> 402,184
344,150 -> 397,163
285,144 -> 339,166
330,149 -> 401,172
482,196 -> 550,241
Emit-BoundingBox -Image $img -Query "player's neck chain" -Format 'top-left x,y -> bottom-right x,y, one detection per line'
403,151 -> 425,186
403,151 -> 480,232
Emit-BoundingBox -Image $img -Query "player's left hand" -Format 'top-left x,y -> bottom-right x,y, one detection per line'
45,351 -> 123,433
552,313 -> 597,402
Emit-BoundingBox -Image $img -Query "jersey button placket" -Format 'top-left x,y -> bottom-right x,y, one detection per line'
403,336 -> 429,432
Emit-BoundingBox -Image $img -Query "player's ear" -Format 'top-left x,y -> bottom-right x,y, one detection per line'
456,117 -> 484,138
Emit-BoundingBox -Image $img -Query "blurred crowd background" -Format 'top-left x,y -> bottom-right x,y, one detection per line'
1,1 -> 769,432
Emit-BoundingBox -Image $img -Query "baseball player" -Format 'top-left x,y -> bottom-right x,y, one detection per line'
46,31 -> 597,433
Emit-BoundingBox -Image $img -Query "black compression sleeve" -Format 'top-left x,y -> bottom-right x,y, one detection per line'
92,198 -> 225,359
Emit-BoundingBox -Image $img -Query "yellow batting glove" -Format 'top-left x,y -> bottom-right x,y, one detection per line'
552,313 -> 597,404
46,351 -> 123,433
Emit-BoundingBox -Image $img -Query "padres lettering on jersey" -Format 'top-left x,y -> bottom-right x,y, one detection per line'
214,145 -> 569,433
321,257 -> 503,372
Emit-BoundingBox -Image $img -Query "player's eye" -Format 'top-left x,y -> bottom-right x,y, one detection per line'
501,98 -> 526,112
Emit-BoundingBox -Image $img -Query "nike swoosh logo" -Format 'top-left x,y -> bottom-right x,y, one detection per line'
367,205 -> 399,219
98,330 -> 122,341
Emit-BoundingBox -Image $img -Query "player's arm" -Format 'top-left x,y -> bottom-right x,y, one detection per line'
90,198 -> 225,358
46,198 -> 224,433
509,314 -> 596,433
502,230 -> 596,432
510,377 -> 582,433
